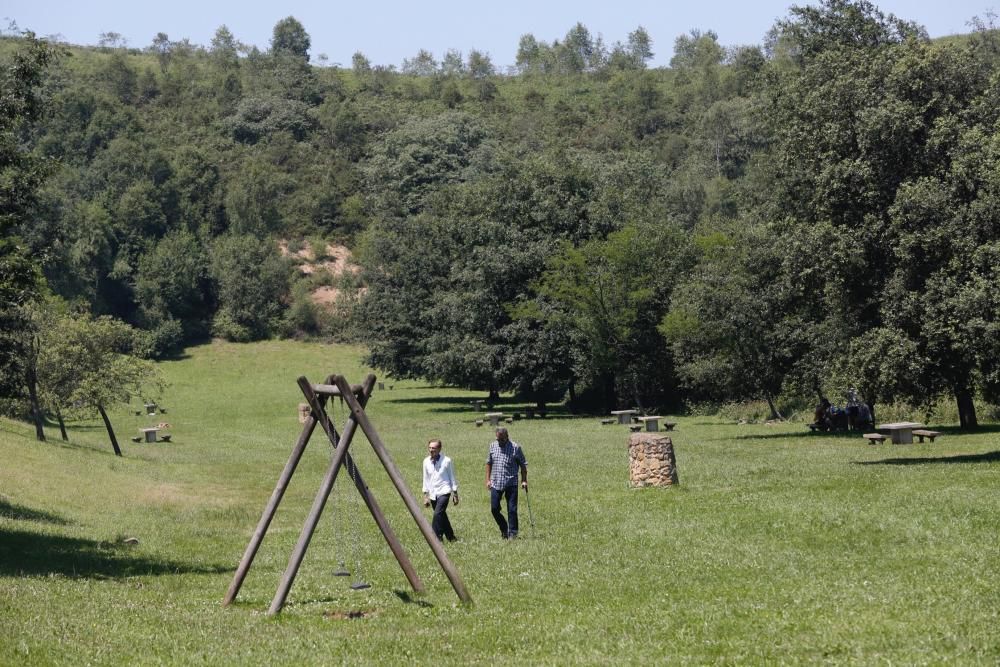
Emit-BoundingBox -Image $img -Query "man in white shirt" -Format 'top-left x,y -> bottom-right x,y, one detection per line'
422,439 -> 459,542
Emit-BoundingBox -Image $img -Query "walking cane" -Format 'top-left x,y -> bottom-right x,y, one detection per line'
523,485 -> 535,537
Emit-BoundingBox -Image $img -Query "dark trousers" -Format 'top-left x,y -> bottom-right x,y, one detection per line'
490,486 -> 519,538
431,494 -> 455,541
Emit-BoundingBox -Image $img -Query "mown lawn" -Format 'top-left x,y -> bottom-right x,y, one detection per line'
2,339 -> 999,665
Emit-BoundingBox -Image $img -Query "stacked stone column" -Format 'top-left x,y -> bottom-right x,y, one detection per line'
627,433 -> 679,487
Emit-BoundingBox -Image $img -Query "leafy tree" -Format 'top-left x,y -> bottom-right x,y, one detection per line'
363,111 -> 493,216
531,225 -> 685,411
35,311 -> 164,455
516,34 -> 550,74
134,229 -> 214,347
440,49 -> 465,76
209,234 -> 290,341
402,49 -> 437,76
149,32 -> 172,73
351,51 -> 372,74
466,50 -> 495,79
759,0 -> 994,426
627,27 -> 654,66
660,231 -> 811,419
1,32 -> 56,402
270,16 -> 311,62
222,156 -> 292,234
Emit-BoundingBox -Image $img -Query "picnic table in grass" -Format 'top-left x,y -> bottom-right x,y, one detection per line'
876,421 -> 923,444
611,409 -> 638,424
138,427 -> 159,443
484,412 -> 504,426
636,416 -> 663,432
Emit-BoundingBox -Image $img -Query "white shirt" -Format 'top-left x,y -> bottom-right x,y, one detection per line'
422,454 -> 458,500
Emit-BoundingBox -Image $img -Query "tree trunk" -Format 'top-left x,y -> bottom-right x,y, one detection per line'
26,365 -> 45,442
765,394 -> 783,421
954,386 -> 978,429
97,403 -> 122,457
488,388 -> 500,401
56,407 -> 68,441
567,381 -> 577,414
631,373 -> 645,415
602,372 -> 618,414
867,402 -> 877,426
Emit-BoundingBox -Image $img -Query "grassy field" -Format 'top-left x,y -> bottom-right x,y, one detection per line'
2,339 -> 999,665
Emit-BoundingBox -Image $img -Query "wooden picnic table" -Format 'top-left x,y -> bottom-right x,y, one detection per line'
611,409 -> 638,425
877,421 -> 924,445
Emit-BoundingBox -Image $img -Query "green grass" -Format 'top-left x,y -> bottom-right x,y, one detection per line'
2,339 -> 999,665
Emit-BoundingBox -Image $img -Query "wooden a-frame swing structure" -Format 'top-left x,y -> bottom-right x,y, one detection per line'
223,373 -> 472,614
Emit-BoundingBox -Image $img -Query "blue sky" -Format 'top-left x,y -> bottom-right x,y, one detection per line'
3,1 -> 993,70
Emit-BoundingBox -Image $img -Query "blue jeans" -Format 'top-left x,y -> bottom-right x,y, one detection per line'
490,486 -> 518,538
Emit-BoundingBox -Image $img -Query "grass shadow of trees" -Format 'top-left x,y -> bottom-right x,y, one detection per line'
0,527 -> 232,578
856,451 -> 1000,466
0,498 -> 70,524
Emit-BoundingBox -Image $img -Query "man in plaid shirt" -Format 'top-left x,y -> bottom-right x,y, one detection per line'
484,427 -> 528,539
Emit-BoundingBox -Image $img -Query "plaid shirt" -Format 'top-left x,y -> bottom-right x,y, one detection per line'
486,439 -> 526,489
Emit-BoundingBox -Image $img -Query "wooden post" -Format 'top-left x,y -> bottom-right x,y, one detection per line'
223,389 -> 329,606
332,375 -> 473,604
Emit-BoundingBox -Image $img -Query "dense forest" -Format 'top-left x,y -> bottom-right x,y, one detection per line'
3,0 -> 1000,427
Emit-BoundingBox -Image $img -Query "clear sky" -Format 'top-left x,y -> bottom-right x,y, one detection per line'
3,1 -> 994,70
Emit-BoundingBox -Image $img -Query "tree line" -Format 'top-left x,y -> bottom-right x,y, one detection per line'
3,0 -> 999,430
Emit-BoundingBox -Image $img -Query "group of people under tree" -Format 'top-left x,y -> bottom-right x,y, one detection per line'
812,388 -> 874,432
421,427 -> 528,542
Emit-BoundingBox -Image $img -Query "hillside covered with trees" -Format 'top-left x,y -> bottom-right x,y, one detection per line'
4,0 -> 1000,425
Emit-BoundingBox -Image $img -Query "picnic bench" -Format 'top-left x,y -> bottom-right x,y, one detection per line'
484,412 -> 504,427
912,429 -> 941,443
628,424 -> 642,432
876,421 -> 923,444
662,421 -> 677,431
600,418 -> 615,425
611,409 -> 638,425
863,432 -> 887,445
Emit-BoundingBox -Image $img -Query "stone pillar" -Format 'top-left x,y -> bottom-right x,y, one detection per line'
627,433 -> 679,487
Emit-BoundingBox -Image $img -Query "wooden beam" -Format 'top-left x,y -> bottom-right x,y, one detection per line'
311,383 -> 365,397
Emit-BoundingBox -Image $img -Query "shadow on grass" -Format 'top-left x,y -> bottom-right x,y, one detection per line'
0,528 -> 232,579
729,430 -> 846,441
732,424 -> 998,443
383,395 -> 487,414
0,498 -> 70,525
381,396 -> 593,420
394,590 -> 433,608
856,450 -> 1000,466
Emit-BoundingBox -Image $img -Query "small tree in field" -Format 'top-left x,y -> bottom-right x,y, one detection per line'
37,313 -> 163,456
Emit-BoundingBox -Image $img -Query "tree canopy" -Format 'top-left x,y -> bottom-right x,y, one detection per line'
3,3 -> 999,423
